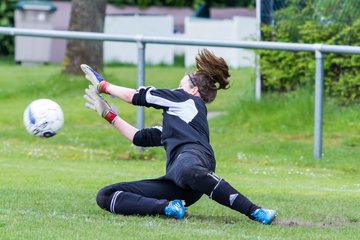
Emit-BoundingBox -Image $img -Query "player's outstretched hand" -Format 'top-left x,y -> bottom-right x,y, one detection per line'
80,64 -> 110,94
84,85 -> 118,124
84,85 -> 110,117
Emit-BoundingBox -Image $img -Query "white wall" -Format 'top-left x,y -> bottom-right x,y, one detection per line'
104,15 -> 175,65
15,10 -> 54,64
14,8 -> 257,67
184,16 -> 257,68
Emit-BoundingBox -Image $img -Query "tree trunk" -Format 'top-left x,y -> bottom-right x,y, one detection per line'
64,0 -> 107,74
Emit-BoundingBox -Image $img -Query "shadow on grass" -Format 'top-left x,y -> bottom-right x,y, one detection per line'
186,214 -> 241,224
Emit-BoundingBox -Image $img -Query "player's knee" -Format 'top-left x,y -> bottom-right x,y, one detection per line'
182,169 -> 221,195
180,166 -> 196,180
191,165 -> 211,179
96,187 -> 113,210
181,165 -> 209,185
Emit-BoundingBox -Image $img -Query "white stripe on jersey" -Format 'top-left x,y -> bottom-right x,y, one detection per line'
146,88 -> 198,123
153,125 -> 163,132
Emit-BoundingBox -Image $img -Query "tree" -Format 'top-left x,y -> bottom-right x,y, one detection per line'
64,0 -> 107,74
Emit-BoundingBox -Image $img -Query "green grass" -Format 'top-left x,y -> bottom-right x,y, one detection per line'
0,63 -> 359,239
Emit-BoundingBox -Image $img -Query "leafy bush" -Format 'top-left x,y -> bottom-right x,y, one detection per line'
0,0 -> 16,56
259,0 -> 360,105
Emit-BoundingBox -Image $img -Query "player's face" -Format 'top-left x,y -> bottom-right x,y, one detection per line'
179,73 -> 201,98
178,74 -> 194,93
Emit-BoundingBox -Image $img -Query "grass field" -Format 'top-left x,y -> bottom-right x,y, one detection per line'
0,63 -> 359,239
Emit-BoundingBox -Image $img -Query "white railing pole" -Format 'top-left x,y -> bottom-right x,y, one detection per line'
255,0 -> 262,101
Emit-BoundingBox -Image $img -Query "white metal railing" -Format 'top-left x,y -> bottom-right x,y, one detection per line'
1,26 -> 360,159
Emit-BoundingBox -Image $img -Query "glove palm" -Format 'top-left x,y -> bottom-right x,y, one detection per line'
84,85 -> 111,118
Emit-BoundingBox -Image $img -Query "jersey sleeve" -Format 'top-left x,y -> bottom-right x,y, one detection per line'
132,87 -> 188,109
132,126 -> 163,147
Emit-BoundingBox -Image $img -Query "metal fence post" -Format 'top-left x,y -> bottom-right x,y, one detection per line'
255,0 -> 262,101
136,37 -> 145,130
314,49 -> 324,159
255,55 -> 261,101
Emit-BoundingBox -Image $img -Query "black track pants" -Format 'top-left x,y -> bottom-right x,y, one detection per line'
96,177 -> 202,215
96,149 -> 258,217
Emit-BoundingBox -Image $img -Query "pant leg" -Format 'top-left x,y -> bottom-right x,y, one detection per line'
96,177 -> 202,216
168,150 -> 259,218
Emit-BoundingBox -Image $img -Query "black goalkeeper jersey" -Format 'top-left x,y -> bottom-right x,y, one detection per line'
132,87 -> 214,168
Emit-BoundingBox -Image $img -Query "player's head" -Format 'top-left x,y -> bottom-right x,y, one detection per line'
179,49 -> 230,103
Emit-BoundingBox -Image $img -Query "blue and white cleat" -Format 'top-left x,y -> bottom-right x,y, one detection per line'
251,208 -> 277,225
165,200 -> 186,219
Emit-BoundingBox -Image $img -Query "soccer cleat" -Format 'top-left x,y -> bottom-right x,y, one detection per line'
165,200 -> 186,219
251,208 -> 277,225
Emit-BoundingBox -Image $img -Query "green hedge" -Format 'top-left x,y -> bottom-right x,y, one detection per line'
259,0 -> 360,105
0,1 -> 16,56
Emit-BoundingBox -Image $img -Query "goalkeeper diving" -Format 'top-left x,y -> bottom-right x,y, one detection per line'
81,49 -> 277,224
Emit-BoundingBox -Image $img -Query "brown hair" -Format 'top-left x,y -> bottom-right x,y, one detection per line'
191,49 -> 230,103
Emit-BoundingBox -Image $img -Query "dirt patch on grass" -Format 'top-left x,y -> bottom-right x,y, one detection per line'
186,214 -> 359,228
275,218 -> 359,228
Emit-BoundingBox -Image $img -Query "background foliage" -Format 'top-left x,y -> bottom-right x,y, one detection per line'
259,0 -> 360,105
0,0 -> 16,56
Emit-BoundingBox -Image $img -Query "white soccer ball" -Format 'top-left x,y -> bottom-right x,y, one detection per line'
23,99 -> 64,138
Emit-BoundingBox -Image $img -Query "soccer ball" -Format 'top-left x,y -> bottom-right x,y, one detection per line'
23,99 -> 64,138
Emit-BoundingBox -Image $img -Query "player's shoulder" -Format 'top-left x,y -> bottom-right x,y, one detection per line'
150,88 -> 190,100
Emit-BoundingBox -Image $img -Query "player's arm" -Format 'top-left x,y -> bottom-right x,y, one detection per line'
112,116 -> 138,142
84,85 -> 162,147
132,87 -> 190,110
81,64 -> 135,104
132,127 -> 162,147
106,84 -> 136,104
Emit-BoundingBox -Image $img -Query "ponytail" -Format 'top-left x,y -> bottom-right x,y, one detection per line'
192,49 -> 230,103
